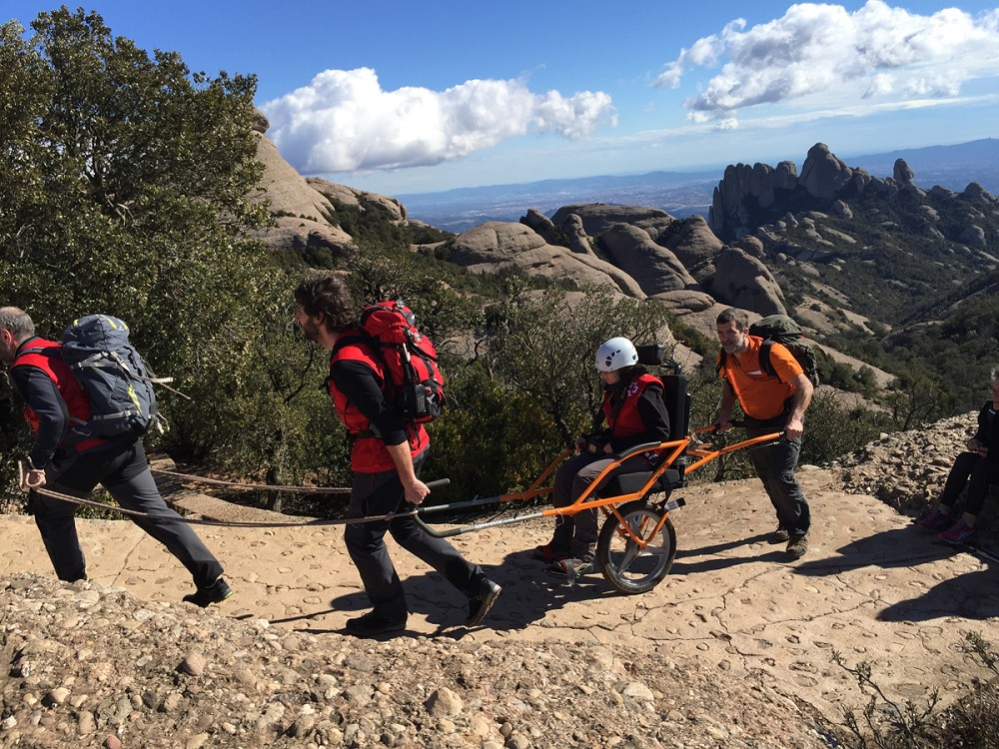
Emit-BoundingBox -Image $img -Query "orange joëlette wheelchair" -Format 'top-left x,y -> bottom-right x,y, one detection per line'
415,345 -> 781,594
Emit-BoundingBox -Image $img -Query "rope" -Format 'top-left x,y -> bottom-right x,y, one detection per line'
16,461 -> 412,528
26,485 -> 417,528
149,467 -> 350,495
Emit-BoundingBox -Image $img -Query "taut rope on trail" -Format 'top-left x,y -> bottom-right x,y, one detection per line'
24,484 -> 418,528
149,467 -> 351,495
16,462 -> 448,529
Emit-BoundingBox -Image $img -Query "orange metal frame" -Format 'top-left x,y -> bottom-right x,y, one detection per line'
429,426 -> 782,549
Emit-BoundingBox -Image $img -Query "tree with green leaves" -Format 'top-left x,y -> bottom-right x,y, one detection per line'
484,287 -> 674,446
0,8 -> 300,492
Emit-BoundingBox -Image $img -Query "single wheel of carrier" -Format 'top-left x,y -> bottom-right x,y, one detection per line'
597,500 -> 676,594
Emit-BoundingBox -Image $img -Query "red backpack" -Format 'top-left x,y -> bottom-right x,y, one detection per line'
335,300 -> 445,424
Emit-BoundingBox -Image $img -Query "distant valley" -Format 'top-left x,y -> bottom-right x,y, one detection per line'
398,138 -> 999,232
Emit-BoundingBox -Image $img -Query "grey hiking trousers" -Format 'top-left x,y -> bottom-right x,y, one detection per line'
32,438 -> 224,587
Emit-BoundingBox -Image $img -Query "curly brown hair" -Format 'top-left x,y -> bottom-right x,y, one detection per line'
293,272 -> 355,333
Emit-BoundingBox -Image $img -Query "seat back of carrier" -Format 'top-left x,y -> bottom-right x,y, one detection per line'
598,344 -> 691,498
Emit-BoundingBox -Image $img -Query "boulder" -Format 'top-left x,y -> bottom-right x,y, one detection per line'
964,182 -> 999,205
654,292 -> 736,342
708,247 -> 786,316
448,222 -> 645,298
661,215 -> 724,267
734,235 -> 765,258
252,108 -> 269,134
830,200 -> 853,219
307,178 -> 406,222
893,159 -> 915,185
252,133 -> 336,224
798,143 -> 854,200
599,224 -> 699,295
252,216 -> 354,259
550,204 -> 674,238
929,186 -> 957,200
562,214 -> 594,254
959,225 -> 987,249
520,208 -> 557,242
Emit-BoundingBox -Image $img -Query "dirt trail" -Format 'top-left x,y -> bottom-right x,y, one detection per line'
2,467 -> 997,725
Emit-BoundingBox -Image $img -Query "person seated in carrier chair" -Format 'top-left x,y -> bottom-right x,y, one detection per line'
535,337 -> 671,578
917,367 -> 999,545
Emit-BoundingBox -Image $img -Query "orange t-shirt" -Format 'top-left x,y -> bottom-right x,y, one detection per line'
718,336 -> 803,420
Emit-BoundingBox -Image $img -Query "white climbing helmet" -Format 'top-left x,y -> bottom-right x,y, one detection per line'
594,337 -> 638,372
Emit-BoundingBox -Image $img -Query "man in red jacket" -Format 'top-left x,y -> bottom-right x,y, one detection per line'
0,306 -> 231,607
293,272 -> 501,637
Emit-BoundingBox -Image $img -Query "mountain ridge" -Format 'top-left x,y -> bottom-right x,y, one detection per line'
397,139 -> 999,232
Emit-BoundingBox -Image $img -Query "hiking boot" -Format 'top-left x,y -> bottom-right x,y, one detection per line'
465,578 -> 502,627
532,544 -> 569,562
769,525 -> 790,544
786,534 -> 809,559
916,508 -> 954,532
345,610 -> 407,638
183,576 -> 233,608
939,520 -> 978,545
548,557 -> 596,579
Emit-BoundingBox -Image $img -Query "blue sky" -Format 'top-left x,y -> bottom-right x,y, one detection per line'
6,1 -> 999,195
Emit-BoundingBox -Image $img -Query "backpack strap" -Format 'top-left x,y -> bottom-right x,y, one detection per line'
327,331 -> 389,394
757,339 -> 776,378
716,350 -> 728,380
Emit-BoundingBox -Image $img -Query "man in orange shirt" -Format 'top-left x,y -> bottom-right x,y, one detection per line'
714,308 -> 814,558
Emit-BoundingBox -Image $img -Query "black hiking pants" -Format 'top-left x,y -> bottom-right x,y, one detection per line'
343,450 -> 487,620
744,421 -> 811,537
940,451 -> 999,517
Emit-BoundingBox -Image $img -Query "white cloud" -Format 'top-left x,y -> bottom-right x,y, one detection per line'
656,1 -> 999,122
261,68 -> 615,173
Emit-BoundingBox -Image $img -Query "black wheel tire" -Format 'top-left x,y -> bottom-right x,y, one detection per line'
597,500 -> 677,594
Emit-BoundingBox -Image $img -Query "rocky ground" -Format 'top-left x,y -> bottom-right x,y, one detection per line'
835,410 -> 999,534
2,413 -> 998,749
0,575 -> 833,749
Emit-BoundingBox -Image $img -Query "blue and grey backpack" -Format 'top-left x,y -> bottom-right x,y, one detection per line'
59,315 -> 176,438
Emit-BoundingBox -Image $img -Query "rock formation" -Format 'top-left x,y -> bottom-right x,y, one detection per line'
893,158 -> 915,185
447,222 -> 645,298
248,110 -> 408,259
550,204 -> 674,238
708,247 -> 787,316
659,214 -> 725,268
598,224 -> 699,295
798,143 -> 861,200
707,143 -> 999,259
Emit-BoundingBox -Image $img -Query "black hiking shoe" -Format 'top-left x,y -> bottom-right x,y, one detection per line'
786,534 -> 809,559
465,578 -> 502,627
769,525 -> 790,544
345,610 -> 407,638
183,577 -> 233,608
